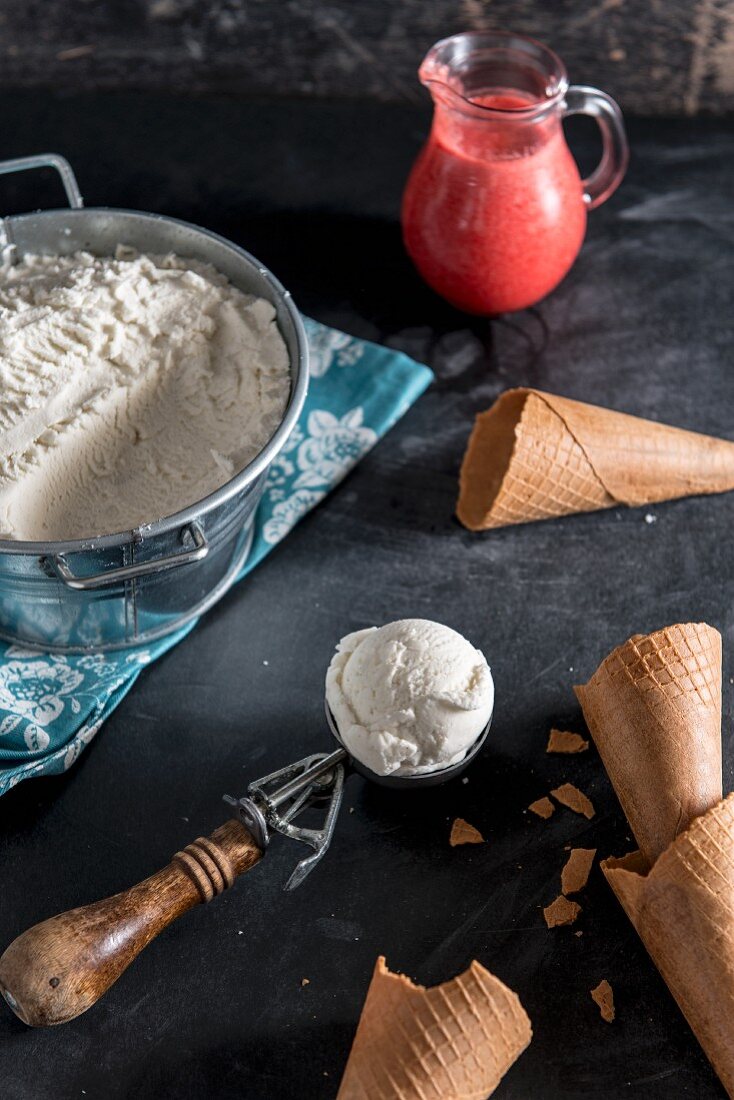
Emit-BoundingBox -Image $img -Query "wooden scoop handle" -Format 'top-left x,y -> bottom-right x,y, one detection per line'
0,818 -> 262,1027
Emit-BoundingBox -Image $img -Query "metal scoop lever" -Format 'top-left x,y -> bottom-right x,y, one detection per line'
224,747 -> 347,890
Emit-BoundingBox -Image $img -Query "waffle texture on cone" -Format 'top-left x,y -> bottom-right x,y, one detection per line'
575,623 -> 722,864
457,388 -> 734,530
337,956 -> 531,1100
602,794 -> 734,1096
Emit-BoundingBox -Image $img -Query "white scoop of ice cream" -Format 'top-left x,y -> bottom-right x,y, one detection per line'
325,618 -> 494,777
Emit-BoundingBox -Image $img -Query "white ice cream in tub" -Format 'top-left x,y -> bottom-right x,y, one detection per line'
0,248 -> 291,541
0,156 -> 308,651
325,618 -> 494,778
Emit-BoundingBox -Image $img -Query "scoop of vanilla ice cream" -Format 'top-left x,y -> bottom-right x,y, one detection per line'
325,619 -> 494,777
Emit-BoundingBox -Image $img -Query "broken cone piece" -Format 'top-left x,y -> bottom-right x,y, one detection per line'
551,782 -> 595,819
457,388 -> 734,531
528,797 -> 555,819
561,848 -> 596,895
450,818 -> 485,846
337,956 -> 532,1100
543,895 -> 581,929
590,980 -> 615,1023
546,728 -> 589,754
575,622 -> 722,864
602,794 -> 734,1095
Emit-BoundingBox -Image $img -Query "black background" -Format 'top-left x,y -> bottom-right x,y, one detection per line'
0,93 -> 732,1098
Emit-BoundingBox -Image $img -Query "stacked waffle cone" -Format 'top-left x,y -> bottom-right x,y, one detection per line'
576,622 -> 734,1095
575,622 -> 723,865
337,956 -> 531,1100
603,797 -> 734,1096
457,388 -> 734,530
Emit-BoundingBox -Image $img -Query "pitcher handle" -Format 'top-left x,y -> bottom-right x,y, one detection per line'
563,86 -> 629,210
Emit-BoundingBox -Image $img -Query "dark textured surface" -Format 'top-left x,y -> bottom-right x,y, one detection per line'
1,0 -> 733,116
0,93 -> 733,1099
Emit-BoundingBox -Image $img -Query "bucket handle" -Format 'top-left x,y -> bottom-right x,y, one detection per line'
0,153 -> 83,210
49,523 -> 209,591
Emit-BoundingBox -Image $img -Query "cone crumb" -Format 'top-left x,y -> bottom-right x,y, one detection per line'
551,782 -> 595,819
528,796 -> 555,819
450,817 -> 484,846
301,978 -> 310,987
591,980 -> 615,1022
543,895 -> 581,928
547,728 -> 589,754
561,848 -> 597,895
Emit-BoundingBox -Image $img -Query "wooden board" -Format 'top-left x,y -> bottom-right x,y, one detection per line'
0,0 -> 731,115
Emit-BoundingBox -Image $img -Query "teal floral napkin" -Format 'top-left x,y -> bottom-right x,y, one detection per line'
0,319 -> 432,797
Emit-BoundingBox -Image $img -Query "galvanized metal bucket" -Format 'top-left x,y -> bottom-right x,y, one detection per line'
0,155 -> 309,652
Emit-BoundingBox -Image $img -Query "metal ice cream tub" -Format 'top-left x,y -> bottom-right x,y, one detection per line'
0,155 -> 308,652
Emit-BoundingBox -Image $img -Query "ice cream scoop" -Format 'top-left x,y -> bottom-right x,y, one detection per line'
0,620 -> 492,1027
326,619 -> 494,776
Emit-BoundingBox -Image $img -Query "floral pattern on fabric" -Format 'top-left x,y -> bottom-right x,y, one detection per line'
262,408 -> 377,544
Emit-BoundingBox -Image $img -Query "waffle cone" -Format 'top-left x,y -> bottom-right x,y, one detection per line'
574,623 -> 722,865
457,388 -> 734,530
602,794 -> 734,1096
337,956 -> 531,1100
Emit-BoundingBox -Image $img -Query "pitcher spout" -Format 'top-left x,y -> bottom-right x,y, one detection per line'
419,31 -> 568,118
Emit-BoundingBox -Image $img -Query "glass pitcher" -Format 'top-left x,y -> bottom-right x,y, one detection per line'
402,32 -> 628,315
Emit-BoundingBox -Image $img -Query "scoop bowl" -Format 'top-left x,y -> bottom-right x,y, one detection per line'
325,703 -> 493,790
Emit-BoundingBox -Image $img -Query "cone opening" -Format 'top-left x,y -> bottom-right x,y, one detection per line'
601,851 -> 650,877
458,389 -> 529,529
